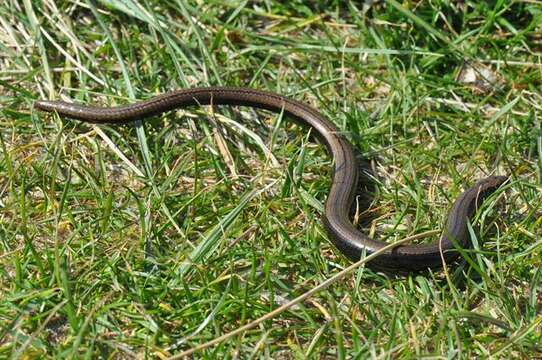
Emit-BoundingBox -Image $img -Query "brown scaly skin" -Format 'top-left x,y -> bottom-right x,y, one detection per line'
35,87 -> 507,272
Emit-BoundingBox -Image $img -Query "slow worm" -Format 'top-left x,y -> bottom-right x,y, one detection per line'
35,87 -> 507,271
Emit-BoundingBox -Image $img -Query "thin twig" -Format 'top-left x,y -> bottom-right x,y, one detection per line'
167,229 -> 441,358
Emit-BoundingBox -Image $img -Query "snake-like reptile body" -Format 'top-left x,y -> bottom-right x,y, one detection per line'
35,87 -> 506,271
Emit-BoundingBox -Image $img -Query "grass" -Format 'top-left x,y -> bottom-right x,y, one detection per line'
1,0 -> 541,358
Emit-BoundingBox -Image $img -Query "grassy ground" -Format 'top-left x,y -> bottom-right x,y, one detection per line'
1,0 -> 541,358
